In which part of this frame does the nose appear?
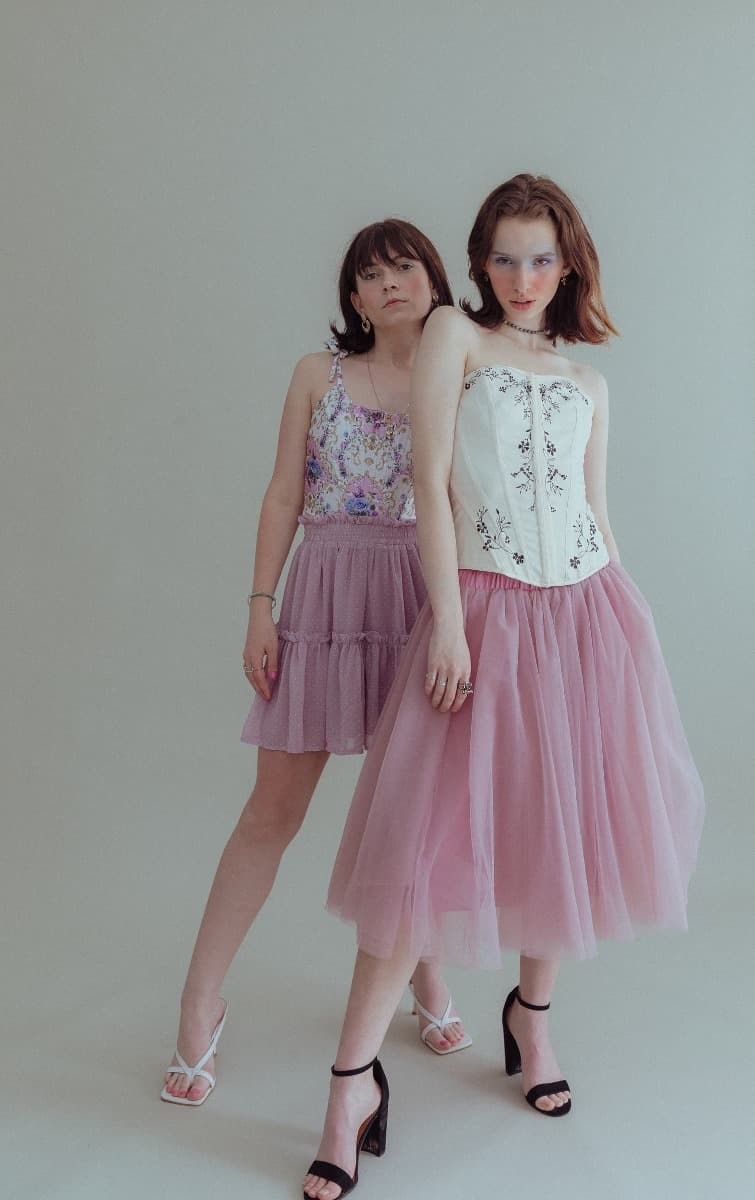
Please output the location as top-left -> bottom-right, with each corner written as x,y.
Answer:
512,267 -> 531,295
382,269 -> 400,290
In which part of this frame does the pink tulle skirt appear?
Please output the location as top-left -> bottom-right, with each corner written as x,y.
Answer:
327,563 -> 704,964
241,516 -> 426,755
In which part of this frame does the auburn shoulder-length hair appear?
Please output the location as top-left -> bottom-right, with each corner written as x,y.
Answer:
461,174 -> 618,344
330,219 -> 453,354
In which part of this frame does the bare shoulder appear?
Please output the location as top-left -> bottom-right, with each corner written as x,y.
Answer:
424,305 -> 477,345
568,361 -> 608,411
285,350 -> 334,407
292,350 -> 333,387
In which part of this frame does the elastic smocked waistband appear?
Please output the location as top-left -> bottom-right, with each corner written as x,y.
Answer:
299,514 -> 418,544
459,565 -> 612,592
459,568 -> 538,591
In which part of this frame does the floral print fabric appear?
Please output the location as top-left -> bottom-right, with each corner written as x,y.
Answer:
302,345 -> 415,523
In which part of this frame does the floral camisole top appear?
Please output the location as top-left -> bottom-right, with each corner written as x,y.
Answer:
302,342 -> 415,523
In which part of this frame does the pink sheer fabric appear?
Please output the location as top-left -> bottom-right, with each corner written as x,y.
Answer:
327,563 -> 704,964
241,518 -> 425,755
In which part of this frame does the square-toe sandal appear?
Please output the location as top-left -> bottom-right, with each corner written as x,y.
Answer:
501,986 -> 571,1117
160,1002 -> 227,1107
304,1058 -> 389,1198
409,979 -> 473,1056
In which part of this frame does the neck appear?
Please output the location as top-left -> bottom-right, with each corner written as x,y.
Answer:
499,321 -> 547,352
370,323 -> 422,369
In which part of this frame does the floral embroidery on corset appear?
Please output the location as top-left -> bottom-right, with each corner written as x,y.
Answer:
475,506 -> 525,564
570,511 -> 600,569
466,370 -> 571,516
466,369 -> 538,514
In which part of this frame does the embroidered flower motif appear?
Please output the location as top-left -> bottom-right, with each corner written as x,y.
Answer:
570,512 -> 600,568
475,506 -> 525,562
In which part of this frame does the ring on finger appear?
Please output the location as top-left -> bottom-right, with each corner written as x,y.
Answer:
457,680 -> 474,695
425,672 -> 437,682
437,677 -> 448,687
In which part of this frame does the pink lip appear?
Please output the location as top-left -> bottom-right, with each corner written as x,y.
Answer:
511,299 -> 534,308
383,298 -> 405,308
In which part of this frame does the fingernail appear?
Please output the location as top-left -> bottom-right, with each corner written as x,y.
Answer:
270,671 -> 278,680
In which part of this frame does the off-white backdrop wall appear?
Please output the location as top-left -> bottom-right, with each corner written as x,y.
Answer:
2,3 -> 752,1198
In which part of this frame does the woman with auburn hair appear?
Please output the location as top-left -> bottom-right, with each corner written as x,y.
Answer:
161,219 -> 472,1109
303,176 -> 703,1199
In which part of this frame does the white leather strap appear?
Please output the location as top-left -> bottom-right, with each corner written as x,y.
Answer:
412,993 -> 462,1044
167,1005 -> 227,1082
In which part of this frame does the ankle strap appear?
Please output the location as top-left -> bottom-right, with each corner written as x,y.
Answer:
516,988 -> 550,1012
331,1057 -> 376,1077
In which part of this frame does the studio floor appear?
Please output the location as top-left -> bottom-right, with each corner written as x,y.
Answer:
5,752 -> 750,1200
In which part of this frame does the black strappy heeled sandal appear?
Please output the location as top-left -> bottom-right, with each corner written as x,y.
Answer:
304,1057 -> 389,1198
502,986 -> 572,1117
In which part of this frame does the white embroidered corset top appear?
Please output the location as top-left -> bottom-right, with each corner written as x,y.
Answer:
450,364 -> 609,586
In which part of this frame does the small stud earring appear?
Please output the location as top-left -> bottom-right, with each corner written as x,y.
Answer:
431,290 -> 439,305
560,274 -> 569,287
361,315 -> 371,333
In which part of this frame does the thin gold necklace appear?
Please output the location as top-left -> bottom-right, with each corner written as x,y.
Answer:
366,357 -> 384,409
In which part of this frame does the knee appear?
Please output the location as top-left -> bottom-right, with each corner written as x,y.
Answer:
236,789 -> 306,848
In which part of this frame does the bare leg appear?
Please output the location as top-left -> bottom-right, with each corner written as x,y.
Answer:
303,942 -> 417,1200
506,955 -> 571,1112
164,748 -> 329,1100
410,956 -> 468,1050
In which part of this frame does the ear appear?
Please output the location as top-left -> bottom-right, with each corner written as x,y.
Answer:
350,290 -> 365,318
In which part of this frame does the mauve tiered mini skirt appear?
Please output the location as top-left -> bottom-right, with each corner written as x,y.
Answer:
241,515 -> 426,756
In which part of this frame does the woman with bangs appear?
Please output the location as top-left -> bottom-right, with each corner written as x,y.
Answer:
303,177 -> 703,1199
161,220 -> 474,1108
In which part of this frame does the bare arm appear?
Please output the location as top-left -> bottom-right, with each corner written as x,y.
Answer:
410,307 -> 474,712
583,371 -> 621,564
243,354 -> 324,699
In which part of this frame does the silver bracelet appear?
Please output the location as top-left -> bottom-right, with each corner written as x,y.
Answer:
247,591 -> 276,609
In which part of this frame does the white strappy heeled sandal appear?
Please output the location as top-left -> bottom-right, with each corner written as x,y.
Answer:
160,1002 -> 227,1106
409,981 -> 472,1056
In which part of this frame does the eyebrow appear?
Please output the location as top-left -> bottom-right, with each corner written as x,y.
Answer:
359,255 -> 415,271
491,248 -> 557,256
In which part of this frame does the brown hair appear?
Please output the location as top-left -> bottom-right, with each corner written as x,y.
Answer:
461,174 -> 618,344
330,219 -> 453,354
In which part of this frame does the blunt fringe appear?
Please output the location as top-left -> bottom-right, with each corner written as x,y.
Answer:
330,219 -> 454,354
460,174 -> 618,344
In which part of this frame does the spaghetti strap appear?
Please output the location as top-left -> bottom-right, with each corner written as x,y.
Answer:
327,336 -> 346,384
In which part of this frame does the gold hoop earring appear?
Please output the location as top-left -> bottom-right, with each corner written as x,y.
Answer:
431,291 -> 439,306
361,315 -> 371,333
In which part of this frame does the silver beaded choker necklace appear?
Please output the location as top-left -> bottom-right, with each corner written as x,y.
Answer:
502,317 -> 546,337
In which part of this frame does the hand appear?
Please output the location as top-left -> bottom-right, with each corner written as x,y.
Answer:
424,622 -> 473,714
242,611 -> 279,701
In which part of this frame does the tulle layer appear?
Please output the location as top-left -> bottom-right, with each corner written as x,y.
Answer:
327,563 -> 704,964
241,517 -> 425,755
